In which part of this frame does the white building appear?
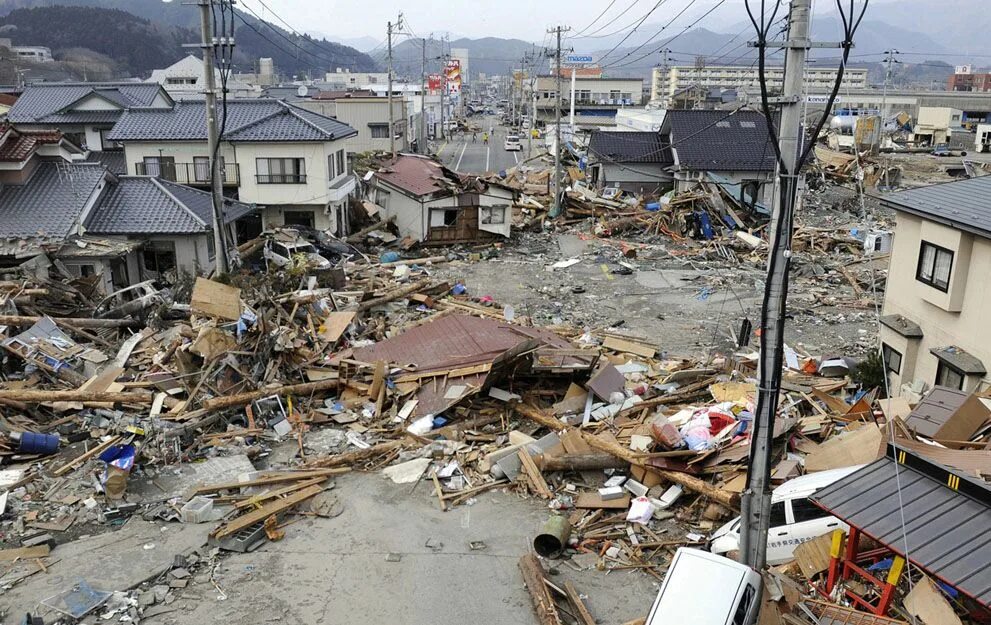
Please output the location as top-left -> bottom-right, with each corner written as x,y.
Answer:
107,99 -> 358,236
147,55 -> 259,99
651,65 -> 869,104
324,69 -> 390,88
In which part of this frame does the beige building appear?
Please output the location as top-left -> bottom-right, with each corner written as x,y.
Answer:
651,65 -> 869,104
879,176 -> 991,395
532,75 -> 643,128
295,96 -> 408,156
911,106 -> 963,147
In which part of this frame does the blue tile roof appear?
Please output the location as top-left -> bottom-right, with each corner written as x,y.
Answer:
7,82 -> 169,124
107,99 -> 357,143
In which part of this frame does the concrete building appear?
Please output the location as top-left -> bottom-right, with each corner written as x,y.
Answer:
879,176 -> 991,394
912,106 -> 963,147
532,75 -> 643,129
324,70 -> 390,88
147,55 -> 258,99
0,40 -> 53,63
652,65 -> 868,104
107,99 -> 357,236
947,64 -> 991,92
294,95 -> 408,157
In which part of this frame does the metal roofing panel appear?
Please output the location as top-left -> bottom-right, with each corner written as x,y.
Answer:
0,162 -> 107,241
811,448 -> 991,607
882,175 -> 991,240
587,131 -> 671,164
663,109 -> 777,172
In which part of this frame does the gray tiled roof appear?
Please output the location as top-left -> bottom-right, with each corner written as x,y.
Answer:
85,151 -> 127,175
663,109 -> 776,172
87,177 -> 256,235
881,175 -> 991,240
588,131 -> 672,164
7,82 -> 168,124
0,161 -> 108,241
107,99 -> 357,142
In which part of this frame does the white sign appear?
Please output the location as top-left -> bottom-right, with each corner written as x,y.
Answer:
806,95 -> 841,104
564,54 -> 594,66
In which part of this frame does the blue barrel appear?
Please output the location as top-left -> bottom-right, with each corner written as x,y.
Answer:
17,432 -> 60,455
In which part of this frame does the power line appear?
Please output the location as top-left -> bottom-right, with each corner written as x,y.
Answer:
571,0 -> 620,38
604,0 -> 729,69
597,0 -> 672,66
238,2 -> 371,70
599,0 -> 696,68
574,0 -> 643,39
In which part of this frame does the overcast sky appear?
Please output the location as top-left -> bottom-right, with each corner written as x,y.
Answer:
240,0 -> 744,43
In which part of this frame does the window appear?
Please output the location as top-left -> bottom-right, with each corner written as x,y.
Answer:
376,188 -> 391,210
769,501 -> 787,527
916,241 -> 953,291
369,123 -> 390,139
790,498 -> 829,524
330,149 -> 346,178
99,129 -> 120,151
335,149 -> 346,177
481,206 -> 506,225
142,156 -> 176,181
733,584 -> 757,625
194,156 -> 211,182
256,158 -> 306,184
443,209 -> 458,226
882,344 -> 902,375
206,233 -> 216,261
936,360 -> 965,390
284,210 -> 315,228
142,241 -> 176,275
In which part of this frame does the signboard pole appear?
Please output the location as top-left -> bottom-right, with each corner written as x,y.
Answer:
569,67 -> 577,133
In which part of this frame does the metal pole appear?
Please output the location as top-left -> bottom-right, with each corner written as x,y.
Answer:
420,38 -> 427,154
198,0 -> 228,274
387,14 -> 402,160
740,0 -> 812,572
550,25 -> 569,217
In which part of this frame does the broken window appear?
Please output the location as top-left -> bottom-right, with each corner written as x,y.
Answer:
916,241 -> 952,291
142,240 -> 176,275
283,210 -> 315,229
481,206 -> 506,225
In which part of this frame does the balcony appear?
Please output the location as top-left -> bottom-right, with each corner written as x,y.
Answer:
326,174 -> 356,203
256,173 -> 307,184
135,161 -> 240,186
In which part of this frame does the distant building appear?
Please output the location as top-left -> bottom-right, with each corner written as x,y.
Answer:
295,95 -> 409,157
324,69 -> 390,88
947,64 -> 991,92
0,39 -> 53,63
912,106 -> 964,147
147,55 -> 258,98
531,75 -> 643,129
879,175 -> 991,394
651,64 -> 868,104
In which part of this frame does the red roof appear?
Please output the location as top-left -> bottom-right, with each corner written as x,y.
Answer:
373,154 -> 450,197
0,94 -> 18,106
0,127 -> 66,162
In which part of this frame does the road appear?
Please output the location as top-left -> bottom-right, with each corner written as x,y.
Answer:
435,115 -> 527,175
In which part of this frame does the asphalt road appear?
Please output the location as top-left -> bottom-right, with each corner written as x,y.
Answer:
435,116 -> 526,175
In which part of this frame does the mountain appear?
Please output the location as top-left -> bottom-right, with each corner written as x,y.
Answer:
387,36 -> 537,80
0,1 -> 380,78
325,35 -> 381,53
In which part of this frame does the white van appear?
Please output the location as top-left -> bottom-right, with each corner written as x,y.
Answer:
504,134 -> 521,151
645,548 -> 761,625
709,465 -> 862,565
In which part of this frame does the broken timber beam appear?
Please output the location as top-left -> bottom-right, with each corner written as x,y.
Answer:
0,390 -> 153,404
212,484 -> 323,539
356,278 -> 432,312
302,438 -> 409,469
346,215 -> 396,242
534,453 -> 628,471
201,378 -> 340,411
0,315 -> 141,328
519,553 -> 562,625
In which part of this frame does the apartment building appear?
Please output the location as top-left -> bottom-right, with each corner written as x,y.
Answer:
651,65 -> 869,103
532,75 -> 643,128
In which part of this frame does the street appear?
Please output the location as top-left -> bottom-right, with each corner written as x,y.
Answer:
435,115 -> 528,175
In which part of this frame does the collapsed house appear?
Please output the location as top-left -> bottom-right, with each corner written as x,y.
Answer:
364,153 -> 515,245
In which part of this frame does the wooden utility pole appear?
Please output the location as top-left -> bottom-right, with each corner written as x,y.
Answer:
420,37 -> 427,154
195,0 -> 229,273
548,25 -> 570,218
387,13 -> 403,160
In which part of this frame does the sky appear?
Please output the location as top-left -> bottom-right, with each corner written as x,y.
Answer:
240,0 -> 743,44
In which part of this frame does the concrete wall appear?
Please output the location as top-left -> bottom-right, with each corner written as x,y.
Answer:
331,99 -> 409,155
880,212 -> 991,393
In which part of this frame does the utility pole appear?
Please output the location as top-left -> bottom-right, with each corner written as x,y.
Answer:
437,52 -> 450,141
387,13 -> 403,160
194,0 -> 228,274
420,38 -> 427,154
740,0 -> 839,572
548,25 -> 570,218
876,49 -> 899,153
656,47 -> 673,104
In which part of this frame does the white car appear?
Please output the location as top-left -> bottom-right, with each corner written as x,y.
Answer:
264,239 -> 332,270
645,548 -> 761,625
504,134 -> 521,151
709,465 -> 862,565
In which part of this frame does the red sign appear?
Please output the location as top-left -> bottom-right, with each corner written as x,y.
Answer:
428,74 -> 442,94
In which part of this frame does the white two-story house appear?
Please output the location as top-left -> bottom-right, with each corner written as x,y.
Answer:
879,175 -> 991,395
106,99 -> 358,236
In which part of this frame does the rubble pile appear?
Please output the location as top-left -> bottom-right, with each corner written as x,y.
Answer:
0,236 -> 987,624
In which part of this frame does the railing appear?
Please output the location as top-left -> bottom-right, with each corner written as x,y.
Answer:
256,174 -> 307,184
134,161 -> 240,186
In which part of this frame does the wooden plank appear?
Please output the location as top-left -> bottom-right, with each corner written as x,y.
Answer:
518,450 -> 553,499
564,581 -> 596,625
232,477 -> 329,510
793,532 -> 834,580
193,469 -> 348,494
0,545 -> 50,561
575,492 -> 631,509
431,469 -> 448,512
903,576 -> 963,625
317,311 -> 356,344
190,277 -> 241,321
52,436 -> 122,477
518,553 -> 562,625
212,484 -> 323,539
602,336 -> 655,358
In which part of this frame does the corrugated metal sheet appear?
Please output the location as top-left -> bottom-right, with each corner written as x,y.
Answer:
811,446 -> 991,607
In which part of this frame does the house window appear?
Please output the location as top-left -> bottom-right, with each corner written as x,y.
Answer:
206,234 -> 216,261
142,240 -> 177,275
376,188 -> 390,210
99,129 -> 120,151
256,158 -> 306,184
882,344 -> 902,375
336,150 -> 346,177
481,206 -> 506,225
142,156 -> 176,181
329,149 -> 346,178
916,241 -> 953,291
369,123 -> 390,138
443,209 -> 458,226
284,210 -> 315,228
936,360 -> 965,390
